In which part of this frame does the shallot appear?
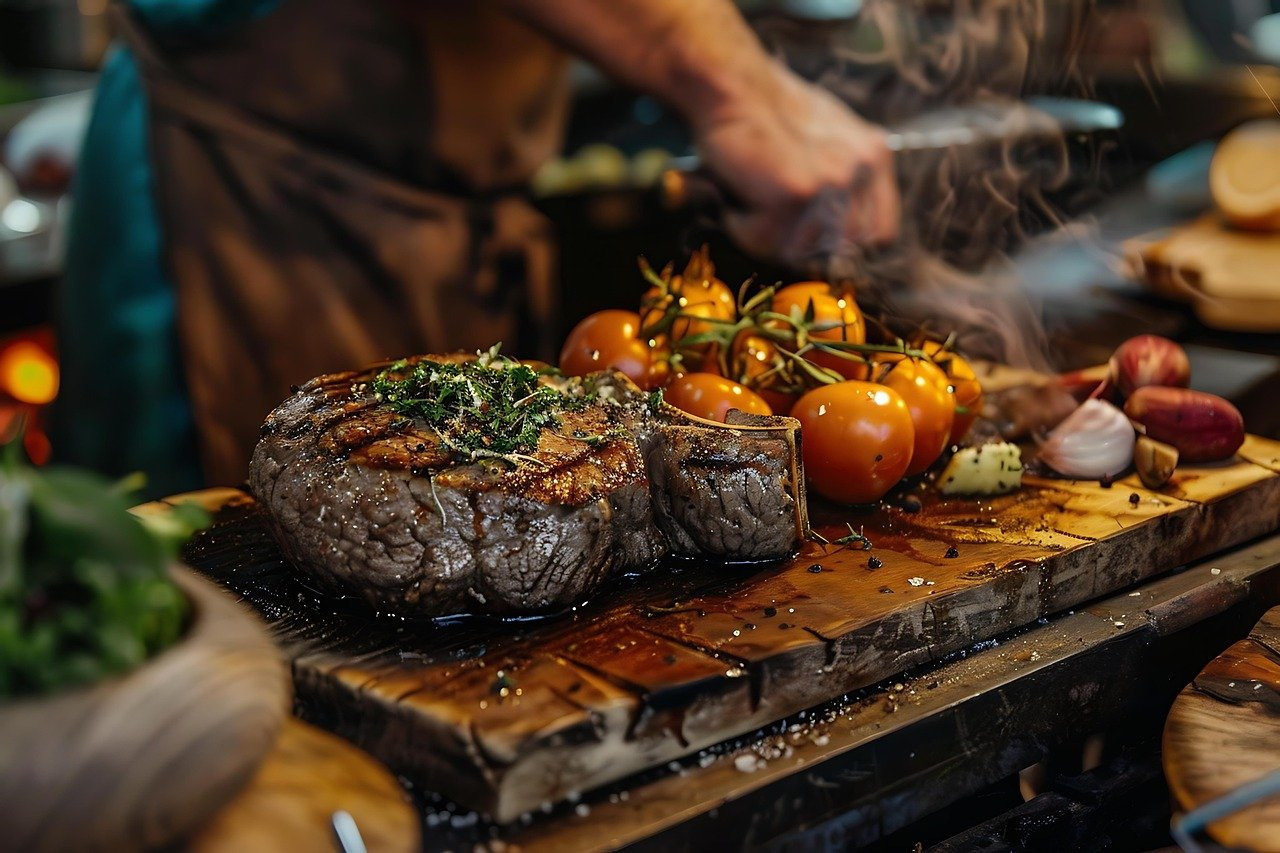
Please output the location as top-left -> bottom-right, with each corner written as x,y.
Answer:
1108,335 -> 1190,397
1039,399 -> 1135,479
1124,386 -> 1244,462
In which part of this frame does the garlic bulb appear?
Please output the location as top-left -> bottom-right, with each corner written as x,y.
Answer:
1039,399 -> 1135,479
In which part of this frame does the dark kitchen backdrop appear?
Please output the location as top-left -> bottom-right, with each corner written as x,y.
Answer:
4,1 -> 1280,848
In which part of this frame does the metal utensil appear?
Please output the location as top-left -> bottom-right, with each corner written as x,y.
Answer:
331,810 -> 368,853
661,96 -> 1124,210
1170,767 -> 1280,852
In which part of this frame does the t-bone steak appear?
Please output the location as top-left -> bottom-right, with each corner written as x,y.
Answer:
249,351 -> 806,617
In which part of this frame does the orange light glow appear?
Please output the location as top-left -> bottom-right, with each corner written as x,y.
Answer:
0,341 -> 59,405
24,428 -> 52,465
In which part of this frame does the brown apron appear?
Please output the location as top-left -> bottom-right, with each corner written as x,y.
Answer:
112,1 -> 560,486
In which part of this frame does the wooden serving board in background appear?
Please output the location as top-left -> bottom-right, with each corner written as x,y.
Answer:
191,718 -> 420,853
1165,607 -> 1280,851
175,435 -> 1280,822
1125,214 -> 1280,332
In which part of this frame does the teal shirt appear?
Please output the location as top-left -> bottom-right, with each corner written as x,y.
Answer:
57,0 -> 279,497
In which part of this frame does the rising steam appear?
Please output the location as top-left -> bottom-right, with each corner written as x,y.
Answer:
756,0 -> 1101,372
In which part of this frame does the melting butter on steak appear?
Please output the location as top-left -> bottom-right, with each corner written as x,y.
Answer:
249,353 -> 805,617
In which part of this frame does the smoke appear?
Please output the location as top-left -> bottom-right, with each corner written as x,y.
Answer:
755,0 -> 1101,372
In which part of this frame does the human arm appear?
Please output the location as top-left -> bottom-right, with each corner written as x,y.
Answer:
494,0 -> 900,267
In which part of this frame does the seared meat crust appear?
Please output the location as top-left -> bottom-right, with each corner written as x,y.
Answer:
250,356 -> 804,616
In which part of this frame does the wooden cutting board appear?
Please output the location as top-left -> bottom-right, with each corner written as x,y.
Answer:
1164,607 -> 1280,851
191,718 -> 420,853
171,435 -> 1280,823
1125,214 -> 1280,332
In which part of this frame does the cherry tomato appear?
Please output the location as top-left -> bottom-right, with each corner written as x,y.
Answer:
758,388 -> 800,417
920,342 -> 983,443
877,358 -> 955,475
769,282 -> 867,380
641,276 -> 736,346
730,332 -> 796,414
560,310 -> 660,389
792,381 -> 915,504
695,342 -> 727,376
645,336 -> 674,389
685,275 -> 737,319
663,373 -> 773,422
731,333 -> 782,384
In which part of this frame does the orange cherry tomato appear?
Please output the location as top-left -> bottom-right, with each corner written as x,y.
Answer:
645,336 -> 674,389
559,309 -> 660,389
663,373 -> 773,423
641,276 -> 736,346
758,388 -> 800,417
877,358 -> 955,475
920,342 -> 983,443
696,342 -> 727,376
772,281 -> 832,302
769,282 -> 867,380
792,381 -> 915,504
687,275 -> 737,319
730,332 -> 796,414
730,333 -> 783,384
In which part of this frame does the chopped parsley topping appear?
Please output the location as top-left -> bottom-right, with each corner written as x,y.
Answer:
370,347 -> 593,464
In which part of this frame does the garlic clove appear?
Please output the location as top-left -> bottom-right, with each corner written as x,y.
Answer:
1134,435 -> 1179,489
1039,399 -> 1136,480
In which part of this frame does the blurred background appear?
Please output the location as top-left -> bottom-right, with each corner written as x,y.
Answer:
2,0 -> 1280,464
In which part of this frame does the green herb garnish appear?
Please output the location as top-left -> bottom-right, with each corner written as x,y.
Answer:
370,346 -> 594,465
834,523 -> 874,551
0,434 -> 210,701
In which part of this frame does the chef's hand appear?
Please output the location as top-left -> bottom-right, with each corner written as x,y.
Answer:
496,0 -> 900,264
693,62 -> 900,268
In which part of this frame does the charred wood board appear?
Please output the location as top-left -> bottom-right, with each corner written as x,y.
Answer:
454,532 -> 1280,851
173,435 -> 1280,822
1164,604 -> 1280,851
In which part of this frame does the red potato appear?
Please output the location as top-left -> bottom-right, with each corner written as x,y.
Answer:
1108,334 -> 1190,397
1123,386 -> 1244,462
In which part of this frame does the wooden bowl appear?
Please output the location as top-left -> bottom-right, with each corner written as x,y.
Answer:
0,567 -> 291,852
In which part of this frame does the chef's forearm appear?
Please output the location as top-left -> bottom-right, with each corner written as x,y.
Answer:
492,0 -> 777,131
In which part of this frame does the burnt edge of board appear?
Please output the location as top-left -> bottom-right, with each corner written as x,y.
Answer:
183,456 -> 1280,822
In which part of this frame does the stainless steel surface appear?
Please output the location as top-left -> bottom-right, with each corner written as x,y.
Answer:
0,73 -> 96,134
0,74 -> 94,287
0,196 -> 65,286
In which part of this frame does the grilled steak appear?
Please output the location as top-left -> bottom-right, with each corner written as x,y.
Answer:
249,352 -> 805,617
